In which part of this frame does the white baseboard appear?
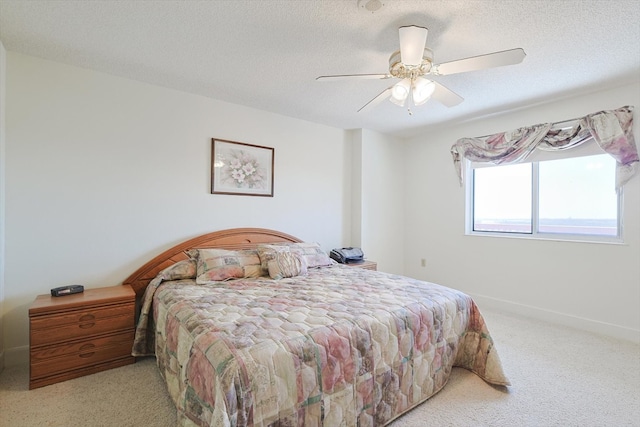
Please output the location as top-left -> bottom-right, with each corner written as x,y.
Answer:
4,345 -> 28,367
469,293 -> 640,344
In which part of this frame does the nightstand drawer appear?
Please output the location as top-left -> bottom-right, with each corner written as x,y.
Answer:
30,330 -> 134,379
30,303 -> 134,346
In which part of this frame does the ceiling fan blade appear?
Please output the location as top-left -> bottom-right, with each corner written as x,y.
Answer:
433,48 -> 526,76
316,73 -> 392,81
431,81 -> 464,107
399,25 -> 428,66
357,87 -> 393,113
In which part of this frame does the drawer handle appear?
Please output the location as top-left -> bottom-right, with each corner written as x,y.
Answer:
79,314 -> 95,322
79,322 -> 96,329
79,343 -> 96,358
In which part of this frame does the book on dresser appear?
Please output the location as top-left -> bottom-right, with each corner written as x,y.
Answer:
29,285 -> 136,389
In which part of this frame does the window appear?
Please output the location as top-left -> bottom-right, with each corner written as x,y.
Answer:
473,163 -> 532,233
468,151 -> 622,242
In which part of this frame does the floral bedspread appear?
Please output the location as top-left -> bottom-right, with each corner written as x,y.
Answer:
135,265 -> 509,426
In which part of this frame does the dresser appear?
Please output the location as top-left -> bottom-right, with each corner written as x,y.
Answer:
29,285 -> 136,389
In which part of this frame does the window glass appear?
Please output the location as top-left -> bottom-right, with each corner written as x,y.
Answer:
538,154 -> 617,236
473,163 -> 532,233
468,153 -> 621,241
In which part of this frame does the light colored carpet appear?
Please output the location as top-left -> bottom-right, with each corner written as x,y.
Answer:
1,309 -> 638,427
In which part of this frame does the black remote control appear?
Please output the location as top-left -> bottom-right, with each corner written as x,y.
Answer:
50,285 -> 85,297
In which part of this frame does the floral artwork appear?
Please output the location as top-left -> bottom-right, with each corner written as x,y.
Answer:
226,152 -> 265,188
211,139 -> 274,196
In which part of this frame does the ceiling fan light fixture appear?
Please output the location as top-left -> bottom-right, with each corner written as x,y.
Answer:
388,48 -> 434,78
390,78 -> 411,106
398,26 -> 428,66
412,77 -> 436,106
318,24 -> 524,113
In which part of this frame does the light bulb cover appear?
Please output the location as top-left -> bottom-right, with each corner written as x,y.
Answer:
390,78 -> 411,106
412,77 -> 436,106
399,26 -> 428,66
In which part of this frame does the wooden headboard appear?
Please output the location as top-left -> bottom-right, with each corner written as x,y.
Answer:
122,227 -> 303,297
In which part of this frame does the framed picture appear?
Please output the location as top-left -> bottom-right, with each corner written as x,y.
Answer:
211,139 -> 274,196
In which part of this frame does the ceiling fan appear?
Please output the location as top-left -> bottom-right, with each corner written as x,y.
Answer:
316,26 -> 526,114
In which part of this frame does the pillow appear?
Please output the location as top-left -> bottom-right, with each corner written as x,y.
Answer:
267,251 -> 308,280
256,244 -> 291,274
186,248 -> 263,284
160,259 -> 197,281
288,242 -> 333,268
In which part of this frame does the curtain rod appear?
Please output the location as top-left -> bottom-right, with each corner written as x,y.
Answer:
472,115 -> 582,139
471,106 -> 634,140
469,105 -> 634,140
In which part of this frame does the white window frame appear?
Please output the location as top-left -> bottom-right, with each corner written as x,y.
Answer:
465,139 -> 624,244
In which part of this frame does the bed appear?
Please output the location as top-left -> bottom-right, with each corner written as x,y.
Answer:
124,228 -> 509,426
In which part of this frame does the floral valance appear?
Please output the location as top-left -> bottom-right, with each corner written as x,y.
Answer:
450,106 -> 638,190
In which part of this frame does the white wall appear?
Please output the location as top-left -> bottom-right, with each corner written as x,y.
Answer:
356,129 -> 405,274
403,82 -> 640,342
0,42 -> 7,371
341,129 -> 407,274
3,52 -> 356,363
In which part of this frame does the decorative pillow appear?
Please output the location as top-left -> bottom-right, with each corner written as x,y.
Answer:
256,244 -> 291,274
288,242 -> 333,268
186,248 -> 263,284
160,259 -> 197,281
267,251 -> 308,280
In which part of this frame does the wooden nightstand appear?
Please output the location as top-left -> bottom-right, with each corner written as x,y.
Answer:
29,285 -> 136,389
345,260 -> 377,271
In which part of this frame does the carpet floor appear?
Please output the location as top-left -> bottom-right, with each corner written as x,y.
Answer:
1,309 -> 638,426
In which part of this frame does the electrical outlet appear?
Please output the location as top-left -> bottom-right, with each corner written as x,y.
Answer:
420,258 -> 426,267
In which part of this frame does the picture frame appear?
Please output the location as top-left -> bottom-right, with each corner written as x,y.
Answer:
211,138 -> 274,197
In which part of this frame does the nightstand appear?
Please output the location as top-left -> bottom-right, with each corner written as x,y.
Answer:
29,285 -> 136,389
345,260 -> 377,271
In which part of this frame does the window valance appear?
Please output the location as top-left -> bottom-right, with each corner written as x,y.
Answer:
450,106 -> 637,190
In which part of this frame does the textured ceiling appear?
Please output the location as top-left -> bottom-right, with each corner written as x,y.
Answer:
1,0 -> 639,137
